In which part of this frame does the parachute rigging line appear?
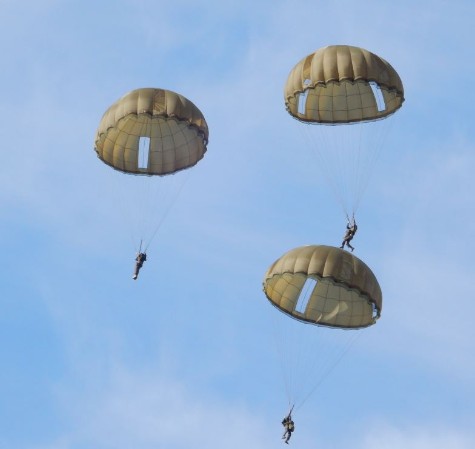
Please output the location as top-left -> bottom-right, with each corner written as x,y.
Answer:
144,169 -> 191,252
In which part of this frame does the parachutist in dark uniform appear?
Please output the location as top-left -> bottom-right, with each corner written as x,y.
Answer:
340,219 -> 357,252
281,410 -> 295,444
133,252 -> 147,280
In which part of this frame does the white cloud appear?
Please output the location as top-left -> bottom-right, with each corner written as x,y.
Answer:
53,364 -> 275,449
368,138 -> 475,383
2,1 -> 475,448
360,423 -> 475,449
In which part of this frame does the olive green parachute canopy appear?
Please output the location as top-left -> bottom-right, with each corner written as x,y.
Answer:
263,245 -> 382,328
94,88 -> 209,175
284,45 -> 404,124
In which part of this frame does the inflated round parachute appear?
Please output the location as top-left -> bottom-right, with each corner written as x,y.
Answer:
284,45 -> 404,124
94,88 -> 209,175
263,245 -> 382,328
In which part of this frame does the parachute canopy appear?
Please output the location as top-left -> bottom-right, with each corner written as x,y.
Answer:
94,88 -> 209,175
284,45 -> 404,124
263,245 -> 382,329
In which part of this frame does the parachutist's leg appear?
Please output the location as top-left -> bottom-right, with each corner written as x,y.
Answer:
133,263 -> 142,280
346,237 -> 354,252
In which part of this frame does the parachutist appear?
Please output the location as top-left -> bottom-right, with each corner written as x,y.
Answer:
94,88 -> 209,257
340,219 -> 357,252
281,409 -> 295,444
133,252 -> 147,280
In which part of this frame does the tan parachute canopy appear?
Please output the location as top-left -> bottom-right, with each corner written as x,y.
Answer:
94,88 -> 209,175
284,45 -> 404,124
263,245 -> 382,328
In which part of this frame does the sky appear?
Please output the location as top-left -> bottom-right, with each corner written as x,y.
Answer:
1,0 -> 475,448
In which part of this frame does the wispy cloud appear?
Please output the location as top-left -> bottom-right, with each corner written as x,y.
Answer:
52,363 -> 274,449
359,423 -> 475,449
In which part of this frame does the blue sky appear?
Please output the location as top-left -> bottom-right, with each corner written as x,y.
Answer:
1,0 -> 474,448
